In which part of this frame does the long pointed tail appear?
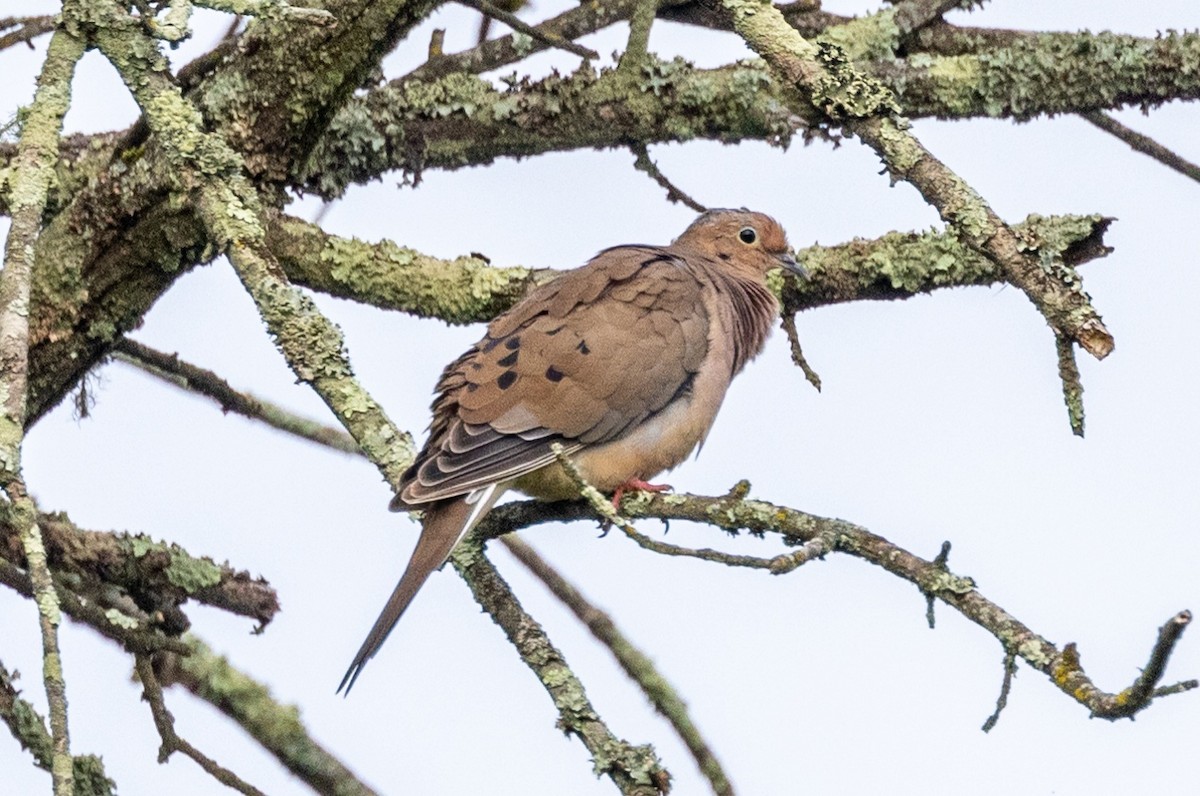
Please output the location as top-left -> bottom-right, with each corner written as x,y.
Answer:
339,486 -> 498,694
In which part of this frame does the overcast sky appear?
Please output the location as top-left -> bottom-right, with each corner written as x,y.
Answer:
2,1 -> 1198,794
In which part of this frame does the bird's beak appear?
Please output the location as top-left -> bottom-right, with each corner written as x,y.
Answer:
775,251 -> 808,279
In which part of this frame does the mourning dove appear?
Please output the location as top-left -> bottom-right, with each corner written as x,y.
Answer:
340,209 -> 802,692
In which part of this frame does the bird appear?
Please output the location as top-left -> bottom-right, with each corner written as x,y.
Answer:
339,209 -> 803,693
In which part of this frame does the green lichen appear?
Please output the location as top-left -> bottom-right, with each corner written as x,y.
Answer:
166,550 -> 222,592
103,608 -> 139,630
818,8 -> 902,63
1020,638 -> 1054,669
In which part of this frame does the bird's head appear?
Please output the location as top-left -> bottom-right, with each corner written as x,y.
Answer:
674,209 -> 806,281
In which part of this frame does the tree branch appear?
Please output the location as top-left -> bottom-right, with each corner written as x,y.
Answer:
0,17 -> 88,794
0,502 -> 281,632
504,535 -> 734,796
134,655 -> 268,796
477,494 -> 1197,722
0,661 -> 116,796
113,339 -> 363,455
1081,110 -> 1200,185
155,638 -> 380,796
450,540 -> 669,795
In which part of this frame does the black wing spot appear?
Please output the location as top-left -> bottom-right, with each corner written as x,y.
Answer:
497,371 -> 518,390
497,351 -> 518,367
577,339 -> 590,355
482,336 -> 503,353
505,335 -> 521,350
545,366 -> 564,382
466,383 -> 479,392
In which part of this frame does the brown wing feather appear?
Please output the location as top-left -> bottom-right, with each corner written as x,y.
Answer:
394,246 -> 709,508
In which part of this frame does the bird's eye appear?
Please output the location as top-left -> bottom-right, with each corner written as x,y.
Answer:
738,227 -> 757,244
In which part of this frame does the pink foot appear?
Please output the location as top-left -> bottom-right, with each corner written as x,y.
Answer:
611,478 -> 672,510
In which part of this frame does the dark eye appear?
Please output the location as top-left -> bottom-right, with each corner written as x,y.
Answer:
738,227 -> 757,244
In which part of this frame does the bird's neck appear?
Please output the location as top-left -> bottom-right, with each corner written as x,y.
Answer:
705,268 -> 779,376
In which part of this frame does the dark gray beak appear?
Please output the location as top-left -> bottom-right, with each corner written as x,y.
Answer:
775,251 -> 808,279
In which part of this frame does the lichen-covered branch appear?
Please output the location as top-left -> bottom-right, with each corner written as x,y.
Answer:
14,0 -> 442,427
450,540 -> 668,795
90,0 -> 417,491
0,503 -> 280,632
266,211 -> 1109,323
266,213 -> 552,323
504,536 -> 733,796
873,31 -> 1200,120
305,59 -> 805,198
156,637 -> 381,796
0,18 -> 88,796
478,494 -> 1197,722
0,661 -> 115,796
0,558 -> 190,656
719,0 -> 1114,362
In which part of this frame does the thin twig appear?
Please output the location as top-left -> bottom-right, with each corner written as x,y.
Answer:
1081,110 -> 1200,185
134,656 -> 268,796
780,313 -> 821,391
113,339 -> 363,455
504,535 -> 734,796
1093,610 -> 1195,719
631,143 -> 707,212
924,540 -> 952,628
454,0 -> 598,60
981,650 -> 1018,732
0,15 -> 55,51
1055,332 -> 1085,437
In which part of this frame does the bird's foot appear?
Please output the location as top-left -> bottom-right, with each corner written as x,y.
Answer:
611,478 -> 672,511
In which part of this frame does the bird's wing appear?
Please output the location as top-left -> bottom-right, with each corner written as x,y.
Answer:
397,245 -> 710,506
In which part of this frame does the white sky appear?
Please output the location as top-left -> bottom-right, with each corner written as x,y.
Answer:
2,1 -> 1198,794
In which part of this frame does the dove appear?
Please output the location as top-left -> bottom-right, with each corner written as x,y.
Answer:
340,209 -> 802,692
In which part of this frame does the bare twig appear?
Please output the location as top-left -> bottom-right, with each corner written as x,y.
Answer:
113,339 -> 363,455
923,540 -> 953,629
1081,110 -> 1200,185
780,313 -> 821,391
631,143 -> 707,213
504,535 -> 734,796
0,15 -> 55,51
453,0 -> 599,60
981,650 -> 1018,732
134,655 -> 268,796
406,0 -> 669,81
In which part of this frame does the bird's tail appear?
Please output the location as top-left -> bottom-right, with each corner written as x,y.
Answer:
339,484 -> 500,694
